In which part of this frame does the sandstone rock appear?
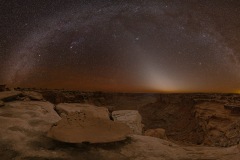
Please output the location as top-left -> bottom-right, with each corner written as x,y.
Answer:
0,101 -> 61,159
0,100 -> 4,107
22,91 -> 44,101
0,91 -> 22,101
47,111 -> 131,143
122,135 -> 240,160
56,103 -> 110,119
195,102 -> 240,147
112,110 -> 143,135
144,128 -> 167,139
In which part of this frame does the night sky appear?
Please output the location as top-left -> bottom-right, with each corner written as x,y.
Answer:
1,0 -> 240,93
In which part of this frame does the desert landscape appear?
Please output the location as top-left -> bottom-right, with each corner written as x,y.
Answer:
1,1 -> 240,159
0,87 -> 240,160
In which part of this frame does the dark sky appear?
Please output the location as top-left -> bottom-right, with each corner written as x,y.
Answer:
1,0 -> 240,92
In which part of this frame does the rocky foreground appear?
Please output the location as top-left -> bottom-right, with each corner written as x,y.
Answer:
0,90 -> 240,160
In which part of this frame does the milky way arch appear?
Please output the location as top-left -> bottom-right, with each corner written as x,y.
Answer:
2,1 -> 240,92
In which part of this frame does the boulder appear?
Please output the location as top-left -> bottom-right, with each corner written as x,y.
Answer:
22,91 -> 44,101
144,128 -> 167,139
112,110 -> 143,135
56,103 -> 110,119
0,91 -> 22,101
47,111 -> 131,143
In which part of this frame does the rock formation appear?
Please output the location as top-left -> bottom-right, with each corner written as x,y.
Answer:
112,110 -> 143,135
224,104 -> 240,114
0,101 -> 61,159
195,102 -> 240,147
144,128 -> 167,139
122,135 -> 240,160
0,90 -> 240,159
47,111 -> 131,143
0,91 -> 22,101
22,91 -> 44,101
56,103 -> 110,119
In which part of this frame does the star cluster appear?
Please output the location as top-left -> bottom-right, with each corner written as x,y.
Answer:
0,0 -> 240,92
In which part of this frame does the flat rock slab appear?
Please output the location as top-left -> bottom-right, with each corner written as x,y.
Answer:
47,111 -> 131,143
112,110 -> 143,135
0,91 -> 22,101
56,103 -> 110,119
